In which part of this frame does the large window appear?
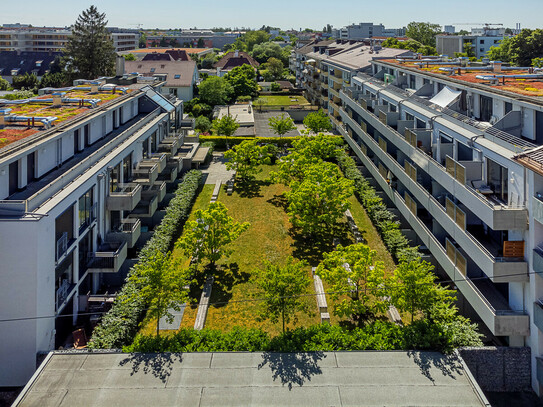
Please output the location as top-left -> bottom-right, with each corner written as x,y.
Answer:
78,187 -> 94,232
109,163 -> 121,192
480,95 -> 493,122
123,153 -> 132,183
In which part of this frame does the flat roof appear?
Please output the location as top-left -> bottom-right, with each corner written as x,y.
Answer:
379,58 -> 543,100
0,86 -> 136,149
14,351 -> 486,406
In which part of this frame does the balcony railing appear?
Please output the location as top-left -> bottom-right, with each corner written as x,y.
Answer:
56,232 -> 68,261
87,241 -> 128,273
56,279 -> 75,311
107,218 -> 141,248
107,183 -> 142,211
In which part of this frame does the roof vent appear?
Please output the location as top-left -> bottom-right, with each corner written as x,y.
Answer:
491,61 -> 502,73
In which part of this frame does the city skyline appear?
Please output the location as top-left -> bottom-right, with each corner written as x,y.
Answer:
1,0 -> 541,31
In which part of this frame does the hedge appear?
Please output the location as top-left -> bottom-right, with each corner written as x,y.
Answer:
335,148 -> 421,262
89,170 -> 202,349
199,135 -> 343,150
124,320 -> 482,354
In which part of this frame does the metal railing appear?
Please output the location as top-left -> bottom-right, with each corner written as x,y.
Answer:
56,232 -> 68,261
56,279 -> 72,310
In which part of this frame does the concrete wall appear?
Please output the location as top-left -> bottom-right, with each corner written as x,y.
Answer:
459,347 -> 531,392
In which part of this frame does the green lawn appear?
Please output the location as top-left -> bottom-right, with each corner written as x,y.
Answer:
142,165 -> 397,336
254,95 -> 310,107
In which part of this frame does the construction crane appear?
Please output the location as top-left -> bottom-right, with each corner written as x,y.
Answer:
452,23 -> 503,29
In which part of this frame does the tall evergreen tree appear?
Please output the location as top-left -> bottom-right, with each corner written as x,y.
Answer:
64,6 -> 115,79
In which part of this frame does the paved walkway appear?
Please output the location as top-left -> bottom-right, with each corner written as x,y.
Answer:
158,305 -> 186,330
201,153 -> 235,185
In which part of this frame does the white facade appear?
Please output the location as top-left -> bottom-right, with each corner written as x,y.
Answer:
0,83 -> 191,386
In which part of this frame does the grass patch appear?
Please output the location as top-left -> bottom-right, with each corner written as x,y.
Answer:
254,95 -> 309,107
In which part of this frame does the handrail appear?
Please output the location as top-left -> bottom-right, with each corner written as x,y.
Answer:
20,109 -> 161,212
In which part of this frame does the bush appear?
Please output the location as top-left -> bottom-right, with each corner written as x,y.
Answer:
336,149 -> 420,261
89,170 -> 202,349
199,135 -> 343,150
236,95 -> 252,102
2,90 -> 34,100
124,320 -> 480,353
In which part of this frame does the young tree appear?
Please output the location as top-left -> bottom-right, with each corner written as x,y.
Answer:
255,257 -> 311,333
63,6 -> 116,79
316,243 -> 386,325
0,76 -> 9,91
212,114 -> 239,148
39,72 -> 67,89
268,113 -> 296,138
405,22 -> 442,47
127,251 -> 189,337
176,202 -> 250,268
224,64 -> 258,99
285,161 -> 354,236
123,53 -> 136,61
11,73 -> 38,90
266,57 -> 284,79
198,76 -> 233,106
195,115 -> 212,133
388,259 -> 455,322
224,140 -> 272,181
303,109 -> 332,134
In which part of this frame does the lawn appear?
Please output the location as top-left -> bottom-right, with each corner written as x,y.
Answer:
254,95 -> 310,107
141,164 -> 397,336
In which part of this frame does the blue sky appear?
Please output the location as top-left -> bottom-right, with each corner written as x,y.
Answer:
2,0 -> 542,30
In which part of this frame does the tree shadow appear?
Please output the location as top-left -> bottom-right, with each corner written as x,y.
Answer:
267,193 -> 288,210
119,353 -> 182,383
258,352 -> 325,390
406,350 -> 464,385
290,221 -> 353,266
236,178 -> 270,198
209,262 -> 251,308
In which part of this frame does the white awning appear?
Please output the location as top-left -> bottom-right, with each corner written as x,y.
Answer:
429,86 -> 462,108
306,59 -> 316,63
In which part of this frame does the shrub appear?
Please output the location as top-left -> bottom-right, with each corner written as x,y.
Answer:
199,135 -> 343,150
89,170 -> 202,349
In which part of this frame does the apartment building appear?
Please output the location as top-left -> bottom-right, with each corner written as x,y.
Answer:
0,27 -> 139,52
0,74 -> 197,386
332,23 -> 406,41
436,30 -> 506,59
313,54 -> 543,394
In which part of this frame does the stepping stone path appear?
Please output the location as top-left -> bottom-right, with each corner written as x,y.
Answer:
158,305 -> 186,330
312,267 -> 330,324
210,180 -> 222,203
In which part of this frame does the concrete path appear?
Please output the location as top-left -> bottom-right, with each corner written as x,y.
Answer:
201,153 -> 235,185
158,305 -> 186,330
194,276 -> 214,331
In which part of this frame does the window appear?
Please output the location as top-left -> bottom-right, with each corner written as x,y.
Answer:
480,48 -> 484,52
150,68 -> 155,73
480,39 -> 484,44
405,112 -> 414,122
480,95 -> 493,122
174,74 -> 180,79
160,64 -> 165,69
78,187 -> 94,232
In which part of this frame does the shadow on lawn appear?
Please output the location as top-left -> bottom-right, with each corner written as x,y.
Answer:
267,193 -> 289,210
235,178 -> 270,198
290,221 -> 353,266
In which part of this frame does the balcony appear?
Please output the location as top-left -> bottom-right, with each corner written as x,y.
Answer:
87,241 -> 128,274
339,126 -> 529,336
143,153 -> 167,173
534,300 -> 543,333
106,183 -> 142,211
533,194 -> 543,224
341,111 -> 528,283
179,118 -> 195,129
158,137 -> 180,157
158,163 -> 178,183
106,218 -> 141,248
340,90 -> 528,231
142,181 -> 166,203
129,195 -> 158,218
133,162 -> 159,184
56,279 -> 76,311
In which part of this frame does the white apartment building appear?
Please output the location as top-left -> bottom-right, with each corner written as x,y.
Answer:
0,75 -> 196,386
328,56 -> 543,395
0,27 -> 139,52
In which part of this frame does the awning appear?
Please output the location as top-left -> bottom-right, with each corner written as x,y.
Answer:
429,86 -> 462,108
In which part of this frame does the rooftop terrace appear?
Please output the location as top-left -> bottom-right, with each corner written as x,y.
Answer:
380,58 -> 543,100
0,84 -> 135,149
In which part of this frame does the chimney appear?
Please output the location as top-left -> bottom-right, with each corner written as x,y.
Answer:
52,93 -> 62,106
491,61 -> 502,73
116,55 -> 125,77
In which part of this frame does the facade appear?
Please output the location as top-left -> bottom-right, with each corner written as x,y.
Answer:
0,27 -> 139,52
125,59 -> 199,101
0,75 -> 196,386
305,53 -> 543,395
332,23 -> 405,41
145,30 -> 240,49
436,34 -> 505,59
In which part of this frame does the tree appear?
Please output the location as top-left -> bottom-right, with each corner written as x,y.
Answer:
0,76 -> 9,91
266,57 -> 284,79
63,6 -> 115,79
243,30 -> 270,51
197,37 -> 205,47
270,82 -> 281,92
198,76 -> 233,106
251,42 -> 291,66
405,22 -> 441,47
176,202 -> 250,268
212,114 -> 239,148
12,73 -> 38,91
303,109 -> 332,134
123,53 -> 136,61
255,257 -> 311,333
224,64 -> 258,99
127,251 -> 189,337
269,113 -> 296,138
39,72 -> 67,89
139,32 -> 147,48
224,140 -> 272,181
195,115 -> 212,133
388,259 -> 454,322
285,161 -> 354,235
488,29 -> 543,66
316,243 -> 386,325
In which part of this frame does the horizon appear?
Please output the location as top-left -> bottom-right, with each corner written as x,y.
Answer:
1,0 -> 541,31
